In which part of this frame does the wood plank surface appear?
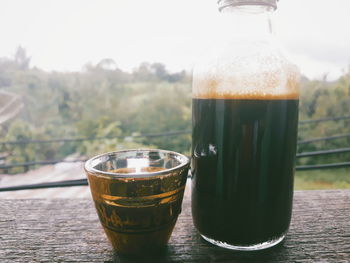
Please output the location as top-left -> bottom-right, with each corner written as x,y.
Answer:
0,190 -> 349,262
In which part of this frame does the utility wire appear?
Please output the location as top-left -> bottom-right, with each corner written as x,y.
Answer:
299,115 -> 350,124
296,147 -> 350,158
2,146 -> 350,169
2,161 -> 350,192
1,114 -> 350,145
296,162 -> 350,171
298,134 -> 350,144
0,130 -> 191,145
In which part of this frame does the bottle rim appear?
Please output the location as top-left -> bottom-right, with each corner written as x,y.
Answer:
217,0 -> 278,11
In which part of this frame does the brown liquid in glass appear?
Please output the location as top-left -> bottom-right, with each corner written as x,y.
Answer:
88,166 -> 185,254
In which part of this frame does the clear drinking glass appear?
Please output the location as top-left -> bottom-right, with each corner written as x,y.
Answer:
84,149 -> 190,254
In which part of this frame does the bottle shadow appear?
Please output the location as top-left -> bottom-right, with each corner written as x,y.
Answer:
111,240 -> 286,263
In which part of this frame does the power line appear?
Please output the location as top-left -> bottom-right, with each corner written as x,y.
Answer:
0,159 -> 87,169
0,114 -> 350,145
1,161 -> 350,192
0,179 -> 88,192
2,146 -> 350,170
299,115 -> 350,124
298,134 -> 350,144
2,131 -> 348,147
0,130 -> 191,145
296,162 -> 350,171
296,147 -> 350,158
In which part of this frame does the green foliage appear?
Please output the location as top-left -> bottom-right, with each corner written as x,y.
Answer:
1,48 -> 350,190
1,119 -> 58,173
120,82 -> 191,154
0,52 -> 191,173
297,72 -> 350,166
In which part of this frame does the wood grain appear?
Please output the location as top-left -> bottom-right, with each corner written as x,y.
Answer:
0,190 -> 349,262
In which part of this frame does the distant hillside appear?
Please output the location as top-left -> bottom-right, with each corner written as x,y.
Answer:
0,49 -> 350,173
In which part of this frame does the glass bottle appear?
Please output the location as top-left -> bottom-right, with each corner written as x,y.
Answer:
191,0 -> 299,251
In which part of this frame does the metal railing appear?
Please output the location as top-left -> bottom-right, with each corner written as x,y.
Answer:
1,145 -> 350,170
0,115 -> 349,192
0,130 -> 191,146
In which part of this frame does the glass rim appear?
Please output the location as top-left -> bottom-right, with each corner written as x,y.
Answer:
84,148 -> 190,179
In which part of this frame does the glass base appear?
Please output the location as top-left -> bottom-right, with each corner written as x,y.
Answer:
201,233 -> 286,251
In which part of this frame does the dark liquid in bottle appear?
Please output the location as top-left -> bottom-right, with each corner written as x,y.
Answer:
191,97 -> 299,246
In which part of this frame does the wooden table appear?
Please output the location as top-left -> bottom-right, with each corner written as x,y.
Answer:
0,189 -> 349,262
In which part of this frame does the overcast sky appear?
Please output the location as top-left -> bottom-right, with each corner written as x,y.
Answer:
0,0 -> 349,80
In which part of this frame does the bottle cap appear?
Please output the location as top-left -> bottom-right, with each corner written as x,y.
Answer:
218,0 -> 278,11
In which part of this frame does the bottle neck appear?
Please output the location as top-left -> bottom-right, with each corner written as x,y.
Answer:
219,5 -> 274,38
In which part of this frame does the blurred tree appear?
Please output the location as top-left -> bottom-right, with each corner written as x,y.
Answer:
14,46 -> 30,70
1,47 -> 350,173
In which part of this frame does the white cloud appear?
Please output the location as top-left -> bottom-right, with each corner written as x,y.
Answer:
0,0 -> 349,79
